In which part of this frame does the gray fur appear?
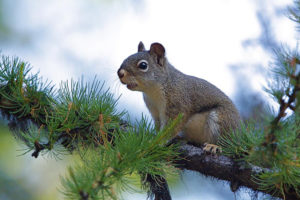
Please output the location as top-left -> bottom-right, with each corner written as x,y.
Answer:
118,42 -> 241,144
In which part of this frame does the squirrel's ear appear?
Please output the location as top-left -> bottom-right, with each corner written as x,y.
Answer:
149,43 -> 165,66
138,41 -> 145,52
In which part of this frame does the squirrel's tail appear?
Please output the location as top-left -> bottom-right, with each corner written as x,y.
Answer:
142,173 -> 172,200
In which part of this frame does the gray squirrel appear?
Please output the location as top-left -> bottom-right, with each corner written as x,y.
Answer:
118,42 -> 241,153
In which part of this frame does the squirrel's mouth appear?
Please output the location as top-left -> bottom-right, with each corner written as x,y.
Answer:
119,78 -> 138,90
126,83 -> 138,90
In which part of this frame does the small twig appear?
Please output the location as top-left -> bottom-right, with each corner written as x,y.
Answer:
98,114 -> 108,148
289,105 -> 296,111
265,69 -> 300,144
31,140 -> 46,158
79,190 -> 89,200
63,102 -> 73,124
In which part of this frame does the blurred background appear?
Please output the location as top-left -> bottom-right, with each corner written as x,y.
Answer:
0,0 -> 296,199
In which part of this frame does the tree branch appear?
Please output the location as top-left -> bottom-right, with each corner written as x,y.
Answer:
174,144 -> 298,200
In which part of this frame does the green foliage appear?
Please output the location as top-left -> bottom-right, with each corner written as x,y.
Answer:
61,116 -> 181,200
219,5 -> 300,197
0,54 -> 126,154
0,55 -> 54,122
220,114 -> 300,197
1,1 -> 300,199
265,47 -> 300,108
218,122 -> 264,161
289,0 -> 300,32
48,77 -> 125,146
0,53 -> 182,199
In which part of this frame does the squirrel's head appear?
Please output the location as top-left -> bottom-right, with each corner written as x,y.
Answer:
118,42 -> 167,92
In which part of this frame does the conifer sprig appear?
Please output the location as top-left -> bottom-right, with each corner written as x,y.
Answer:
2,2 -> 300,199
0,55 -> 55,123
0,54 -> 126,158
0,54 -> 181,199
265,48 -> 300,145
60,116 -> 181,200
220,46 -> 300,199
219,35 -> 300,200
219,2 -> 300,197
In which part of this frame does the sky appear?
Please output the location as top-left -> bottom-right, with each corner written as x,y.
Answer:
0,0 -> 297,199
2,0 -> 296,119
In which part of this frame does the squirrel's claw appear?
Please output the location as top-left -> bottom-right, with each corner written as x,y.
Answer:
203,143 -> 222,154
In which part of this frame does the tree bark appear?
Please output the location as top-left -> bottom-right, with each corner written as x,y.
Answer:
173,144 -> 298,200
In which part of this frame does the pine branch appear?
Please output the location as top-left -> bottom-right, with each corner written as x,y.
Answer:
0,54 -> 182,199
2,2 -> 300,196
265,55 -> 300,145
0,54 -> 126,158
1,53 -> 299,200
60,117 -> 181,200
175,144 -> 299,200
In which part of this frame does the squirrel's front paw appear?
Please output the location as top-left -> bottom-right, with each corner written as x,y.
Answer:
203,143 -> 222,154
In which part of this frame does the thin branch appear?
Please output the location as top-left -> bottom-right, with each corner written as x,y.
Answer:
266,72 -> 300,144
31,140 -> 47,158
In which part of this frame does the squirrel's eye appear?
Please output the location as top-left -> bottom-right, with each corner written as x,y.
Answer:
137,60 -> 148,72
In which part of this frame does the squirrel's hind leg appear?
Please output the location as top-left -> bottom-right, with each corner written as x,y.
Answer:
183,110 -> 222,154
183,110 -> 219,144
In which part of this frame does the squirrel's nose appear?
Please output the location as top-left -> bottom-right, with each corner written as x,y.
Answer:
118,69 -> 125,78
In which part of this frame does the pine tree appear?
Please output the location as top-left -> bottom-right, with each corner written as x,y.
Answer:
0,1 -> 299,200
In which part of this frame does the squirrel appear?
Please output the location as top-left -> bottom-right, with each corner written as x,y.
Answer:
117,42 -> 241,153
